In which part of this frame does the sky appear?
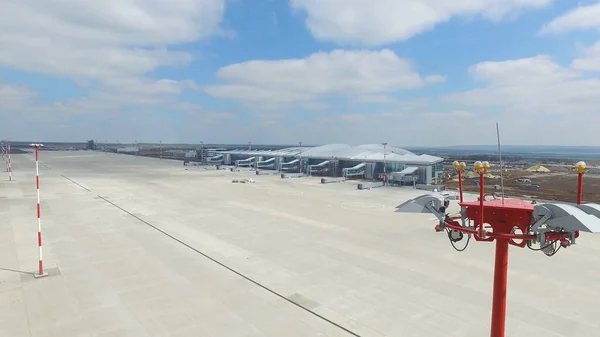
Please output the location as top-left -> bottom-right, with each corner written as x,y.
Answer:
1,0 -> 600,146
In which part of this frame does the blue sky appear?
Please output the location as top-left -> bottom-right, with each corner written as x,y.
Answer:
1,0 -> 600,146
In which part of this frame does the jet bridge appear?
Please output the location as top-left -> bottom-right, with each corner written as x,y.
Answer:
256,157 -> 276,169
308,160 -> 329,175
235,157 -> 255,167
342,162 -> 366,177
207,154 -> 223,164
279,159 -> 299,171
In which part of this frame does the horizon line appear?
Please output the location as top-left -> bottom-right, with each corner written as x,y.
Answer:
3,141 -> 600,148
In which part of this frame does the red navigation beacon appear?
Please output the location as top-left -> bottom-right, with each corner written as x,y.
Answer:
397,160 -> 600,337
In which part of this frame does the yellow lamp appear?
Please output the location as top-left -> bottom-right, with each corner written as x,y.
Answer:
474,161 -> 483,173
453,161 -> 466,172
482,161 -> 491,173
575,161 -> 587,174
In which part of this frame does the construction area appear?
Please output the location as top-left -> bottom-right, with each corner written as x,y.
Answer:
2,151 -> 600,336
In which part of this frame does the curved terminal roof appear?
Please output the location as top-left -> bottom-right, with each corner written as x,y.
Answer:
222,147 -> 304,157
222,144 -> 442,165
300,144 -> 442,165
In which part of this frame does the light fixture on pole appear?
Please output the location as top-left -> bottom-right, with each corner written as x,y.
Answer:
576,161 -> 587,204
382,142 -> 388,185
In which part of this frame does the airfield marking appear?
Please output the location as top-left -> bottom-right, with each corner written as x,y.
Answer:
60,174 -> 92,192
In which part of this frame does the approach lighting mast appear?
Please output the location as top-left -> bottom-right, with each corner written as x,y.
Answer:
382,142 -> 388,185
396,159 -> 600,337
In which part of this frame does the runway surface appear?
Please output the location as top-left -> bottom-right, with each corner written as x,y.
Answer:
1,151 -> 599,337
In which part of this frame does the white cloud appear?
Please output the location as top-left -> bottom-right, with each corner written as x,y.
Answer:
290,0 -> 552,46
0,77 -> 202,120
89,78 -> 200,106
468,55 -> 578,84
6,0 -> 226,46
4,1 -> 600,146
175,103 -> 236,127
258,113 -> 287,120
571,41 -> 600,71
0,0 -> 228,141
442,55 -> 600,116
421,110 -> 476,119
205,49 -> 443,109
429,52 -> 600,144
317,113 -> 367,123
539,2 -> 600,71
539,2 -> 600,35
0,84 -> 236,142
0,1 -> 226,79
350,94 -> 399,104
0,82 -> 37,110
0,0 -> 226,102
0,36 -> 193,82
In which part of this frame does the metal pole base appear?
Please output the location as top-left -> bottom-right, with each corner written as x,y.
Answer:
33,272 -> 49,278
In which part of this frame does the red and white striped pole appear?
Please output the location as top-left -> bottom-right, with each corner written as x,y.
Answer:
7,142 -> 12,181
30,143 -> 47,278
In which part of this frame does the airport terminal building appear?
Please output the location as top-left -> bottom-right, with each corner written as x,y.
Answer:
220,144 -> 444,185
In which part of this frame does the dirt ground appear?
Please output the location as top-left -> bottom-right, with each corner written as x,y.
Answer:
445,169 -> 600,203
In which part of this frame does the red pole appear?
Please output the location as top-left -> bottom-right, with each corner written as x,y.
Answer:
32,144 -> 46,277
575,161 -> 586,205
458,170 -> 464,203
479,171 -> 484,230
475,161 -> 490,235
8,142 -> 11,181
454,161 -> 466,203
5,144 -> 8,174
577,172 -> 583,204
490,239 -> 509,337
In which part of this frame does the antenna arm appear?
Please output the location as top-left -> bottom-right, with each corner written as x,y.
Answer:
437,213 -> 577,244
427,204 -> 449,231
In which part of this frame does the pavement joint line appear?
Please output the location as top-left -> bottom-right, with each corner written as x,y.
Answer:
36,159 -> 91,193
95,194 -> 362,337
59,174 -> 92,192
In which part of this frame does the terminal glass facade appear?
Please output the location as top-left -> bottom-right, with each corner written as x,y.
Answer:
432,163 -> 443,177
386,162 -> 406,172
